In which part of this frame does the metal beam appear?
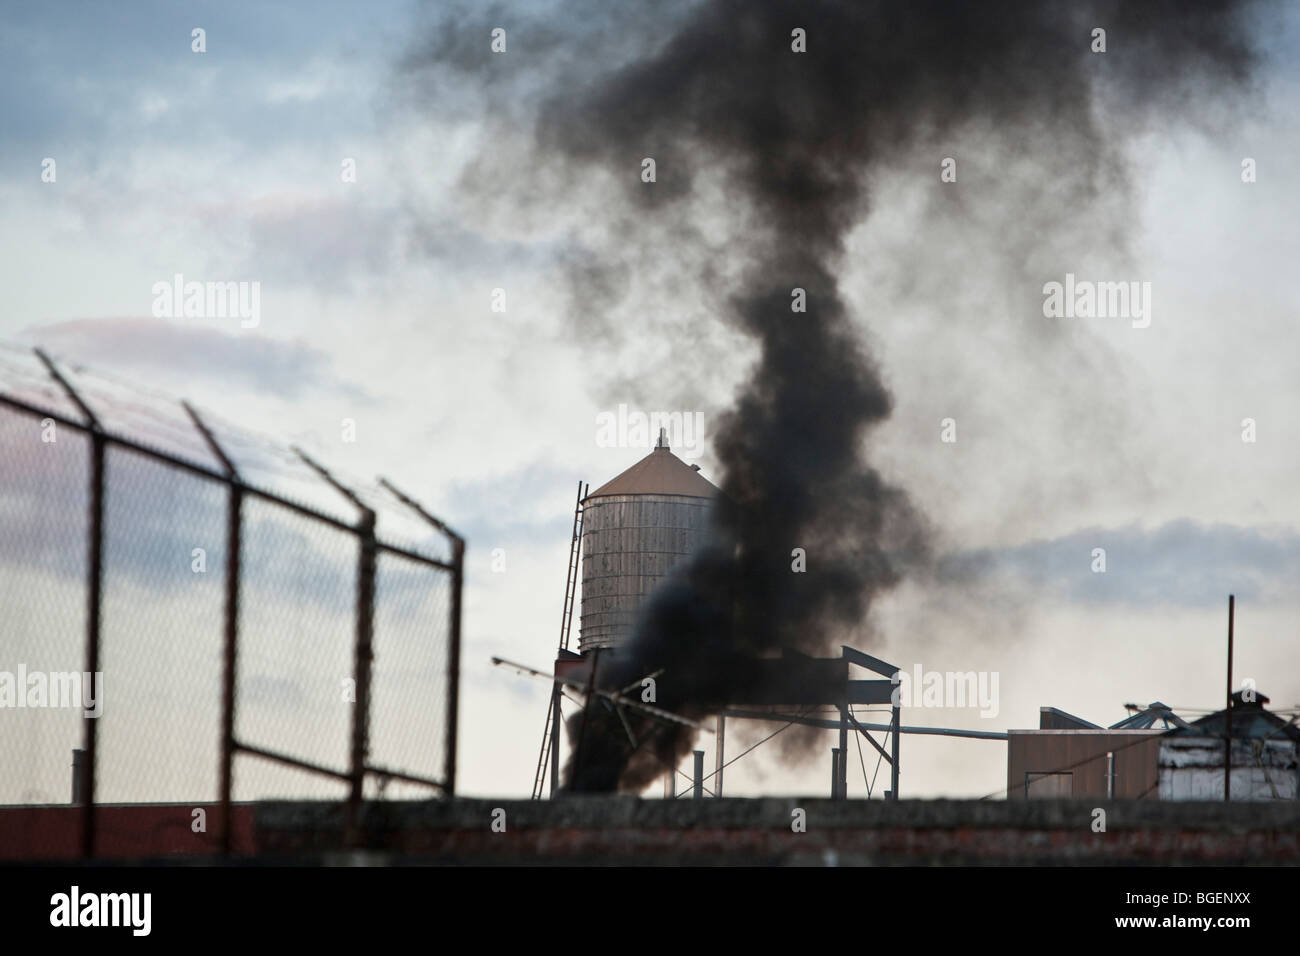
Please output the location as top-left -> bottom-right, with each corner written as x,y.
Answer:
721,709 -> 1007,740
840,645 -> 899,679
847,680 -> 896,705
492,656 -> 708,730
235,741 -> 353,782
847,710 -> 891,763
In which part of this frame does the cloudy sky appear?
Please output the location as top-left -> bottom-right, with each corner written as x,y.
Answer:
2,0 -> 1298,801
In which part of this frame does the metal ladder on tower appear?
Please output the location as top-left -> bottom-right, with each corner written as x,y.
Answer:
531,480 -> 588,799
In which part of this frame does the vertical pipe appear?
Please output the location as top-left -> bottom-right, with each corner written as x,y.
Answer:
890,704 -> 900,800
838,703 -> 848,800
714,714 -> 725,798
1106,751 -> 1114,799
1225,594 -> 1234,803
831,748 -> 841,799
446,536 -> 464,796
218,484 -> 242,855
71,749 -> 85,805
839,653 -> 850,801
81,433 -> 105,859
692,750 -> 705,799
345,510 -> 377,846
572,648 -> 601,789
548,682 -> 561,797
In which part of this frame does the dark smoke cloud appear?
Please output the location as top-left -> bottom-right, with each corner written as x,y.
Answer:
406,0 -> 1265,791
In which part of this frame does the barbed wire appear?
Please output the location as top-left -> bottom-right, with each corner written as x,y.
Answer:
0,340 -> 450,559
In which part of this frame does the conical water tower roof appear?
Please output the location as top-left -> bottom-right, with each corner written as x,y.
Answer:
587,435 -> 719,499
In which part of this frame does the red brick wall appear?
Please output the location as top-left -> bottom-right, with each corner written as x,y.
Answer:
0,803 -> 255,860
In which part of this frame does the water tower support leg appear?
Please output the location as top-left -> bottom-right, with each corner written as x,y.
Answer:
838,703 -> 849,799
549,682 -> 561,796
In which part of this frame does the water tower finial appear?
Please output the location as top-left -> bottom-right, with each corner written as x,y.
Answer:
656,427 -> 669,450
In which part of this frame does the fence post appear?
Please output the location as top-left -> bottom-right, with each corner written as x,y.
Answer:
447,535 -> 463,796
183,401 -> 244,857
347,508 -> 378,846
219,484 -> 242,853
296,448 -> 380,847
35,350 -> 103,860
82,433 -> 105,857
376,477 -> 464,797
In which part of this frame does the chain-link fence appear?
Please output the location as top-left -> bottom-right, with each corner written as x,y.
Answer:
0,346 -> 462,859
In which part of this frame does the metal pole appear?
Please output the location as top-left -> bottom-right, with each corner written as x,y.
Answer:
715,714 -> 725,797
35,350 -> 104,859
183,400 -> 244,854
82,432 -> 104,857
839,651 -> 850,800
346,508 -> 377,846
838,703 -> 848,799
71,749 -> 85,805
693,750 -> 705,799
295,449 -> 386,834
1225,594 -> 1234,803
447,535 -> 463,796
721,708 -> 1007,739
218,485 -> 242,853
572,648 -> 602,789
1106,751 -> 1114,799
549,682 -> 561,797
831,748 -> 841,799
890,703 -> 900,799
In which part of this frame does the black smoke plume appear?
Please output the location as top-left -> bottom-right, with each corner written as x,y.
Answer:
408,0 -> 1265,791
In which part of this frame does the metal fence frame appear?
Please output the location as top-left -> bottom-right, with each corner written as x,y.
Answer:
1,349 -> 462,857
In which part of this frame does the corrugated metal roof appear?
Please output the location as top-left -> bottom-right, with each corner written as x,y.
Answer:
1168,693 -> 1300,742
586,445 -> 719,500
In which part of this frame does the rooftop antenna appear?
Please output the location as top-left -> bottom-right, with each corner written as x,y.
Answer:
656,427 -> 668,449
1225,594 -> 1234,803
